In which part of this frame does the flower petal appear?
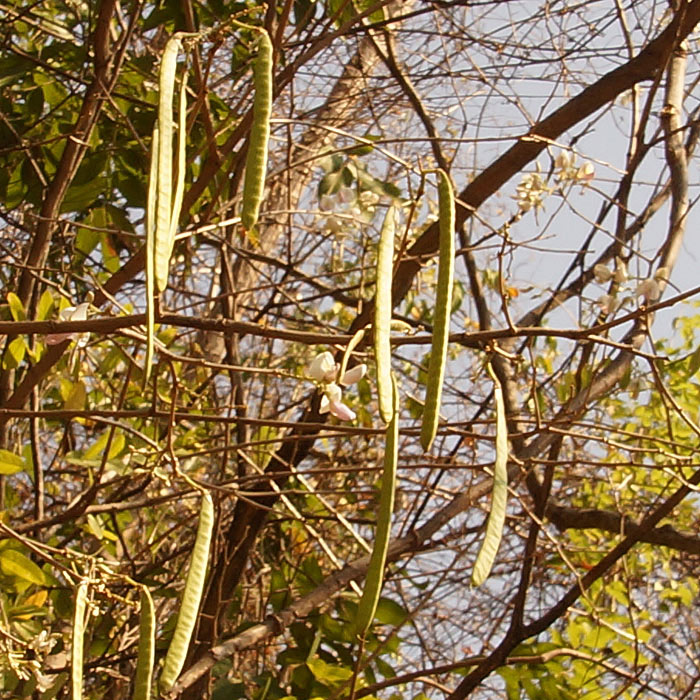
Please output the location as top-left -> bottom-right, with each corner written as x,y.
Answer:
324,382 -> 342,403
71,302 -> 90,321
308,352 -> 337,382
319,394 -> 330,414
339,364 -> 366,386
45,332 -> 74,345
593,264 -> 612,284
329,400 -> 356,422
636,278 -> 660,302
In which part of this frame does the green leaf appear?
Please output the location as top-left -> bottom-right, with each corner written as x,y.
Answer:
0,549 -> 47,585
374,597 -> 408,626
36,290 -> 55,321
472,363 -> 509,586
3,336 -> 27,370
688,345 -> 700,377
306,657 -> 353,684
0,449 -> 24,475
7,292 -> 25,321
83,430 -> 125,461
63,380 -> 87,410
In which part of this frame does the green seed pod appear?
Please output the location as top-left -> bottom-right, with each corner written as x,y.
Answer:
420,169 -> 455,451
160,492 -> 215,690
472,362 -> 509,586
154,35 -> 182,293
240,30 -> 273,232
72,581 -> 88,700
375,205 -> 396,424
133,586 -> 155,700
145,125 -> 159,383
355,376 -> 399,640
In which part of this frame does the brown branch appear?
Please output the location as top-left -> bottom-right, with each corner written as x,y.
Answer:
546,503 -> 700,555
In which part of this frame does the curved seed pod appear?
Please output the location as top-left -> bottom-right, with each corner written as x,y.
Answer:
420,169 -> 455,451
154,35 -> 182,292
355,376 -> 398,640
240,30 -> 273,232
133,585 -> 155,700
472,363 -> 509,586
374,205 -> 396,424
338,328 -> 366,381
71,581 -> 88,700
167,69 -> 188,261
160,492 -> 214,690
145,126 -> 159,383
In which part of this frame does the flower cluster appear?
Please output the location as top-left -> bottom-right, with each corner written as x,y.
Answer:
555,151 -> 595,184
307,351 -> 366,421
593,259 -> 668,314
513,162 -> 552,214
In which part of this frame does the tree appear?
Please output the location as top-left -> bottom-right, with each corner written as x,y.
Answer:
2,0 -> 700,698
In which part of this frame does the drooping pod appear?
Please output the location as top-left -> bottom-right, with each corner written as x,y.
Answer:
145,125 -> 159,382
420,169 -> 455,451
146,33 -> 189,383
154,34 -> 182,293
374,205 -> 396,424
160,492 -> 215,690
355,376 -> 399,640
71,581 -> 88,700
133,585 -> 155,700
472,362 -> 509,586
240,30 -> 273,232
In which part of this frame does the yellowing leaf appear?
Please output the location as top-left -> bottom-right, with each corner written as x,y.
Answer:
0,549 -> 47,585
64,381 -> 87,410
7,292 -> 25,321
24,589 -> 48,607
3,336 -> 27,370
36,289 -> 54,321
0,449 -> 24,475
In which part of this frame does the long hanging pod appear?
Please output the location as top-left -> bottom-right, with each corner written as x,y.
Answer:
133,585 -> 155,700
240,29 -> 273,233
159,492 -> 214,691
153,34 -> 182,293
144,127 -> 159,381
471,362 -> 509,586
420,169 -> 455,451
354,376 -> 399,640
145,34 -> 191,382
71,581 -> 88,700
374,205 -> 396,424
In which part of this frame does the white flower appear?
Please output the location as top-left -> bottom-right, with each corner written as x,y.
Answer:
636,278 -> 660,303
576,162 -> 595,182
325,215 -> 343,233
308,353 -> 366,422
593,264 -> 613,283
308,351 -> 338,383
555,150 -> 573,172
654,267 -> 670,282
613,257 -> 628,283
339,363 -> 366,386
46,302 -> 90,347
320,382 -> 357,421
596,294 -> 618,314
